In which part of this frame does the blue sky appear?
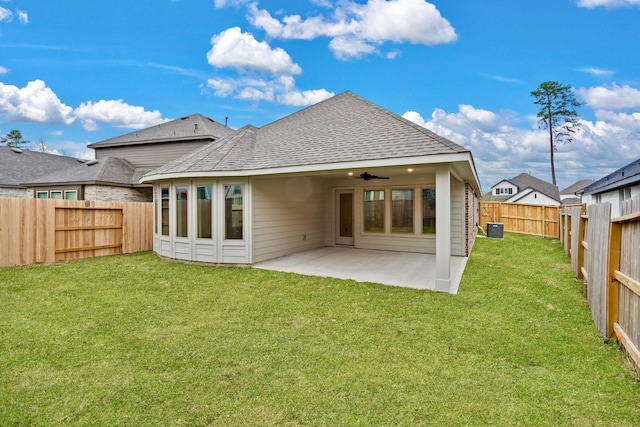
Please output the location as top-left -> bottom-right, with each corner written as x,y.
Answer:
1,0 -> 639,192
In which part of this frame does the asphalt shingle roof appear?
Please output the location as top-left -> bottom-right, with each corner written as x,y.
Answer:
508,173 -> 560,201
149,91 -> 469,176
0,146 -> 83,188
88,113 -> 236,148
582,157 -> 640,195
560,179 -> 595,195
23,157 -> 152,186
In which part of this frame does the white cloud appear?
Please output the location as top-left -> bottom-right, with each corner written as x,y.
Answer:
0,6 -> 11,22
206,79 -> 237,97
577,83 -> 640,109
329,36 -> 377,60
247,0 -> 457,60
485,74 -> 521,83
213,0 -> 250,8
74,99 -> 167,131
205,26 -> 331,107
16,9 -> 28,24
277,88 -> 334,106
0,79 -> 170,131
206,75 -> 334,106
593,110 -> 640,130
207,26 -> 302,75
403,104 -> 640,192
386,49 -> 401,59
0,80 -> 75,125
578,67 -> 615,76
0,65 -> 9,74
577,0 -> 640,8
0,6 -> 28,24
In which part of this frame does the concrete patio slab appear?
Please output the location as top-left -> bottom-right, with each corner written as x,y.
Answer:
253,247 -> 468,294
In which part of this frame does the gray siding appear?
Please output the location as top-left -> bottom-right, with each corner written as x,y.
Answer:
252,176 -> 326,263
94,140 -> 211,168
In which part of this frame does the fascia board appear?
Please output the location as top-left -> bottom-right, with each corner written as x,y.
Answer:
141,152 -> 476,184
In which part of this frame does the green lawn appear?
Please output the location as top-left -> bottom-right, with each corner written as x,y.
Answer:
1,233 -> 639,426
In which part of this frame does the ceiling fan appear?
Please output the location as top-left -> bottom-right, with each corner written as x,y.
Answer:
358,171 -> 389,181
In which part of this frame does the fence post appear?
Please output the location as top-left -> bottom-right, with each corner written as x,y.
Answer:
577,206 -> 586,281
607,221 -> 621,338
559,208 -> 565,246
564,208 -> 571,258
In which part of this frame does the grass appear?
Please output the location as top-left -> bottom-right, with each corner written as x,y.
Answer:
1,233 -> 639,426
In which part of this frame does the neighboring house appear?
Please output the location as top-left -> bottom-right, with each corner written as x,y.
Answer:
23,157 -> 154,202
559,179 -> 594,205
88,113 -> 235,170
0,146 -> 85,198
141,91 -> 482,293
580,157 -> 640,218
0,113 -> 235,201
489,172 -> 560,205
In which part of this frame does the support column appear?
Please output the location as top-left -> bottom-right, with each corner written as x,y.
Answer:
435,165 -> 451,292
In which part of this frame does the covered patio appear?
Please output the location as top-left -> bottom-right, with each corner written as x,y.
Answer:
253,247 -> 468,294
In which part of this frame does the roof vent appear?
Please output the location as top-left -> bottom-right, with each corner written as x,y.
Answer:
76,158 -> 87,163
10,147 -> 23,153
86,159 -> 99,166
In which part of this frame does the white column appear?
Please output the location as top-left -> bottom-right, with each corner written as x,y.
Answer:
435,165 -> 451,292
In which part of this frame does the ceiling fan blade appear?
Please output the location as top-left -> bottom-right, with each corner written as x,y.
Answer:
359,172 -> 390,180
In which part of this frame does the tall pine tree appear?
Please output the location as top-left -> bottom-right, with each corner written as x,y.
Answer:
531,81 -> 584,186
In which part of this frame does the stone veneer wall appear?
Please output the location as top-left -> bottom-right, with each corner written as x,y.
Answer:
84,185 -> 153,203
0,188 -> 31,198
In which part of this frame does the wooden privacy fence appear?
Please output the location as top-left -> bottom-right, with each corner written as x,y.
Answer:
0,198 -> 153,268
559,196 -> 640,373
479,202 -> 560,238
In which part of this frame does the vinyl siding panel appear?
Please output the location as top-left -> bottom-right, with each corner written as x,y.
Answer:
511,191 -> 559,206
194,242 -> 216,262
94,140 -> 211,168
252,176 -> 326,263
357,234 -> 436,253
450,178 -> 465,256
